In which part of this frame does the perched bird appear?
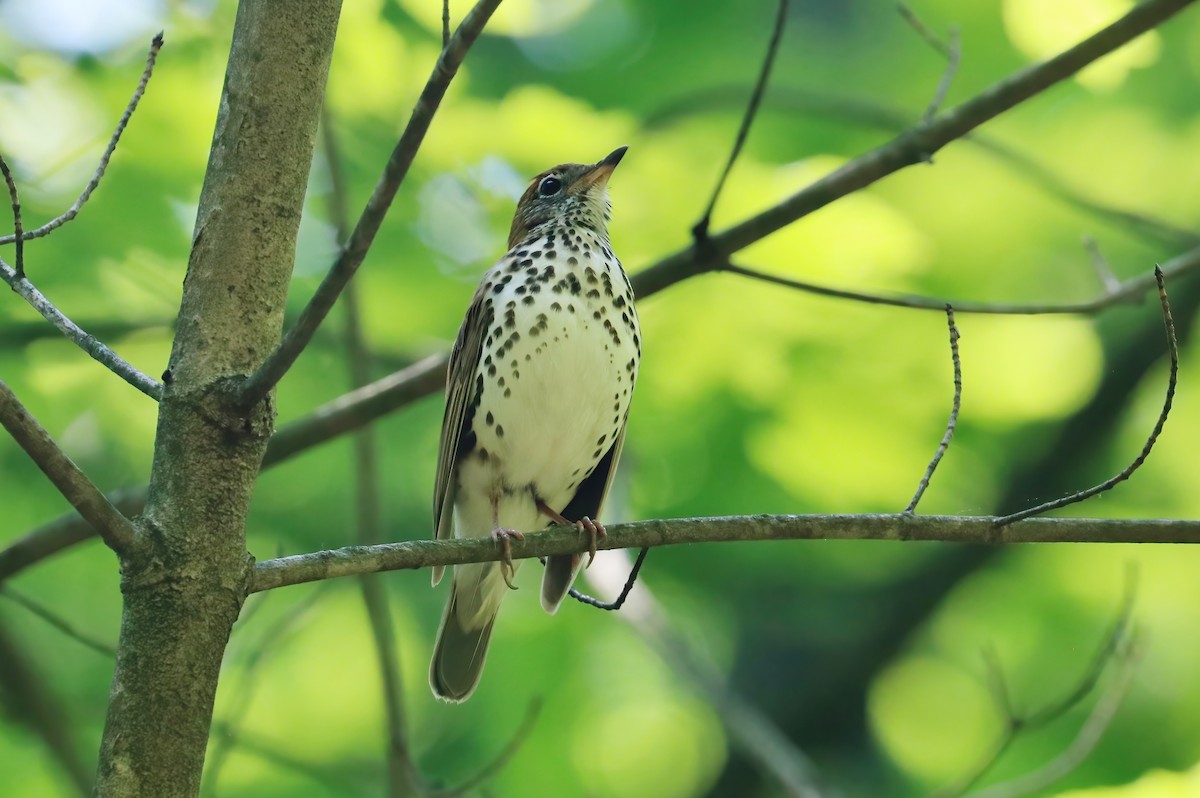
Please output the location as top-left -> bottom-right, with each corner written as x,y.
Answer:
429,147 -> 640,702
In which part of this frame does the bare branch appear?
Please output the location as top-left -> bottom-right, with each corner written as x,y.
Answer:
905,305 -> 961,512
1082,235 -> 1122,295
238,0 -> 504,408
443,0 -> 451,47
924,25 -> 962,122
0,379 -> 135,553
0,353 -> 446,581
0,154 -> 25,276
0,33 -> 163,247
0,488 -> 143,581
896,3 -> 952,58
931,575 -> 1136,798
648,86 -> 1200,251
0,585 -> 116,657
897,3 -> 961,122
997,266 -> 1177,525
0,260 -> 163,398
692,0 -> 788,243
251,514 -> 1200,593
635,0 -> 1199,299
720,248 -> 1200,315
968,640 -> 1140,798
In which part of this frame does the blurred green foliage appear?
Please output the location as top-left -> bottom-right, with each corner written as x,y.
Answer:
2,0 -> 1200,796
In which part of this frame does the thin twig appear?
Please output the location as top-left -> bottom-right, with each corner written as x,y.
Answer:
0,379 -> 135,553
897,3 -> 952,57
996,266 -> 1177,525
0,259 -> 163,399
1082,235 -> 1122,294
967,639 -> 1141,798
905,305 -> 961,513
692,0 -> 788,244
0,154 -> 25,276
0,585 -> 116,657
925,26 -> 961,122
0,488 -> 143,581
721,244 -> 1200,314
897,4 -> 961,123
0,33 -> 163,246
565,546 -> 650,611
430,698 -> 543,797
238,0 -> 503,409
443,0 -> 451,47
323,107 -> 421,798
930,571 -> 1136,798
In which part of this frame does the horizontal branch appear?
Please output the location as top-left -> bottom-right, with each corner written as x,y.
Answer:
251,514 -> 1200,593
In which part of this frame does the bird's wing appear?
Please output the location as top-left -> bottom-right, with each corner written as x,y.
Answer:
560,425 -> 627,525
541,425 -> 629,612
431,282 -> 489,586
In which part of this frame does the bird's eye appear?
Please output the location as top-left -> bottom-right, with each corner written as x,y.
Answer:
538,176 -> 562,196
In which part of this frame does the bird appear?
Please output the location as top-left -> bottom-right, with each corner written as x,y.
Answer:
429,146 -> 640,702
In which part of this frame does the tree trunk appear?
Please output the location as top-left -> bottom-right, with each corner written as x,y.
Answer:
92,1 -> 342,794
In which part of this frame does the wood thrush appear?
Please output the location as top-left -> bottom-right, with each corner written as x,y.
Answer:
429,146 -> 640,702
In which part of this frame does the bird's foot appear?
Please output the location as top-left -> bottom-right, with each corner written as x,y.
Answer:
491,527 -> 525,590
576,516 -> 607,567
536,501 -> 606,567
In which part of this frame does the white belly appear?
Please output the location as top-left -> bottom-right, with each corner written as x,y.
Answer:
454,240 -> 639,537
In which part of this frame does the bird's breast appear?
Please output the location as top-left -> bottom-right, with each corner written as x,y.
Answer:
468,236 -> 640,508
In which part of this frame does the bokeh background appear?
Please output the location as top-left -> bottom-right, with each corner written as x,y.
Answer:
2,0 -> 1200,795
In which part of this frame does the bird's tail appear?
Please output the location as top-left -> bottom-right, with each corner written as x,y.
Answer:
541,553 -> 585,615
429,562 -> 507,702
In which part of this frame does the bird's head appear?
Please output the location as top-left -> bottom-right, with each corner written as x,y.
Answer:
508,146 -> 627,249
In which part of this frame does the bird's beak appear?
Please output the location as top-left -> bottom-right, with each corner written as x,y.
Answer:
577,145 -> 628,190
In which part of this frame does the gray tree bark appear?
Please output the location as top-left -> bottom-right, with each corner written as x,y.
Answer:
92,1 -> 342,794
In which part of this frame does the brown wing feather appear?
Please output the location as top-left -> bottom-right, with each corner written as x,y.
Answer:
431,283 -> 489,586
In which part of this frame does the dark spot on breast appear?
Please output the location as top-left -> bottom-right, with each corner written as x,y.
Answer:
496,425 -> 505,438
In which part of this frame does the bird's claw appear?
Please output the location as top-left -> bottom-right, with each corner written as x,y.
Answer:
576,516 -> 607,567
491,527 -> 525,590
